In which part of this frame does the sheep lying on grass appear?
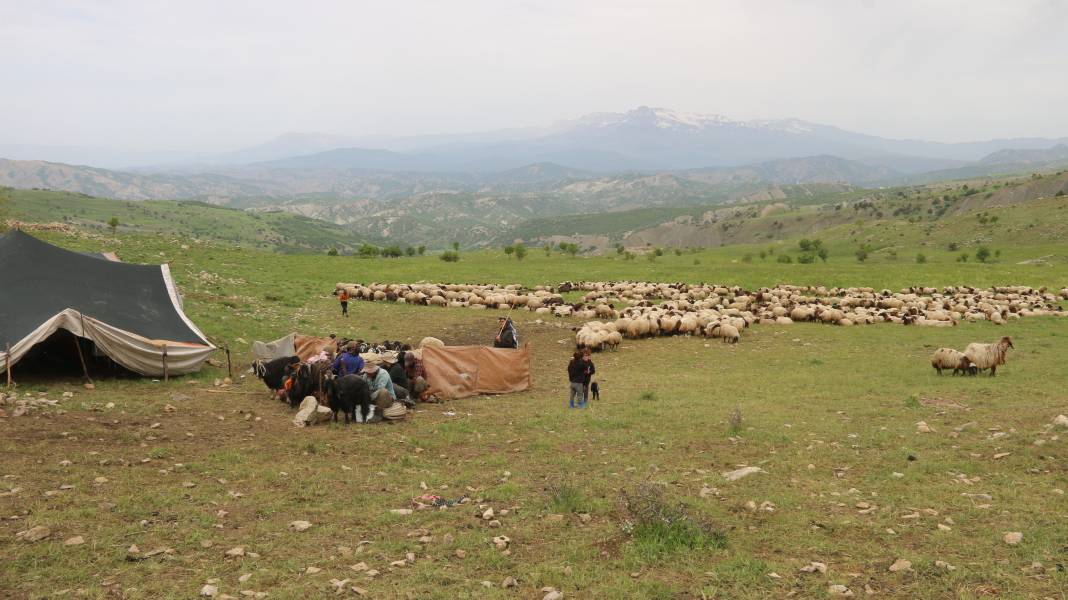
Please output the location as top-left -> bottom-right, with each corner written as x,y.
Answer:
964,336 -> 1014,377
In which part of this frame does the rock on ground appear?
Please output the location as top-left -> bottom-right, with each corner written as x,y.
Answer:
722,466 -> 765,481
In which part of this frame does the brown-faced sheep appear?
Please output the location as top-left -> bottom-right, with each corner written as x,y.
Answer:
708,322 -> 740,343
964,336 -> 1014,377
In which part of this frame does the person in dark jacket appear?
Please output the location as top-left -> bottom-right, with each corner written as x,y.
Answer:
494,317 -> 519,349
388,351 -> 412,404
332,342 -> 365,376
566,350 -> 595,409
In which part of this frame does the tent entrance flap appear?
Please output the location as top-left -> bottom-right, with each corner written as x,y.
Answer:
423,345 -> 531,400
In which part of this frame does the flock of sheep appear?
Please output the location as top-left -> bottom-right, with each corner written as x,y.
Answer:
337,281 -> 1067,354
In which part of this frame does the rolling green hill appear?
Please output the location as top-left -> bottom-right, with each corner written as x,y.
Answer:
1,187 -> 373,253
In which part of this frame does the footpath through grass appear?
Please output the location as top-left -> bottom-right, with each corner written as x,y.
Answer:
1,233 -> 1067,598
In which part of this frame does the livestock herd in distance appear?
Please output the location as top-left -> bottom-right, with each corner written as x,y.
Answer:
336,281 -> 1068,373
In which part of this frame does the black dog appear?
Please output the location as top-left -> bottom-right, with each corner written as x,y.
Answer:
590,381 -> 600,402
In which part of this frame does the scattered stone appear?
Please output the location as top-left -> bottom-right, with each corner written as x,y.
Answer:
225,546 -> 245,557
1003,531 -> 1023,546
63,535 -> 85,546
888,558 -> 912,572
768,572 -> 782,579
200,584 -> 218,597
453,549 -> 466,559
93,477 -> 108,484
18,526 -> 51,542
305,566 -> 322,574
288,520 -> 312,532
800,561 -> 827,574
934,560 -> 956,571
1052,415 -> 1068,429
502,576 -> 518,588
482,507 -> 495,520
390,509 -> 413,516
993,452 -> 1012,460
892,472 -> 904,478
722,466 -> 764,481
915,421 -> 933,433
350,562 -> 368,572
829,584 -> 853,596
493,535 -> 511,550
542,589 -> 563,600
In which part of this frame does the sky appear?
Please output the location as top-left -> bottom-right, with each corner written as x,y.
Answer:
2,0 -> 1067,154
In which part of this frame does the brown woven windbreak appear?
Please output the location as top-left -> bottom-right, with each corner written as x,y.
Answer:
422,345 -> 531,399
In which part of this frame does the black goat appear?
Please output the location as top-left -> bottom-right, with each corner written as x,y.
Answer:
252,356 -> 300,393
324,374 -> 372,424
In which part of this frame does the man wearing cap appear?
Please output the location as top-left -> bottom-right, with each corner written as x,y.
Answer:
493,316 -> 519,349
362,363 -> 397,411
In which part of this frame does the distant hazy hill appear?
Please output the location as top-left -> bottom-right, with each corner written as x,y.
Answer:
980,144 -> 1068,165
1,187 -> 372,253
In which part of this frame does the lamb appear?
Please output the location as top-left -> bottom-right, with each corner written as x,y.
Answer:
930,348 -> 973,376
964,336 -> 1014,377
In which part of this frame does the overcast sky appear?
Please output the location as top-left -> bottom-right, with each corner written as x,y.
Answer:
2,0 -> 1067,152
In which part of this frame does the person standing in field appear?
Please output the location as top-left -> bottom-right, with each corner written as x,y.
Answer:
338,288 -> 350,317
494,316 -> 519,348
567,351 -> 594,409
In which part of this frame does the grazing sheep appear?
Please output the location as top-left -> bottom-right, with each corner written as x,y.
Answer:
708,322 -> 740,343
964,336 -> 1014,377
931,347 -> 971,376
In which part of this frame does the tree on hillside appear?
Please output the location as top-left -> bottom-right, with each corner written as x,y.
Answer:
559,242 -> 580,257
327,247 -> 339,256
0,190 -> 8,233
504,245 -> 515,257
514,243 -> 527,261
451,241 -> 460,252
405,246 -> 416,257
916,253 -> 927,264
855,245 -> 870,263
381,245 -> 403,258
817,247 -> 829,262
357,243 -> 380,258
439,250 -> 460,262
615,243 -> 625,254
975,246 -> 991,263
107,216 -> 120,234
417,245 -> 426,256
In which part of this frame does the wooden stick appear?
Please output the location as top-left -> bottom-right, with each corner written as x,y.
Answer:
225,346 -> 233,379
72,336 -> 92,385
162,344 -> 169,382
5,343 -> 12,388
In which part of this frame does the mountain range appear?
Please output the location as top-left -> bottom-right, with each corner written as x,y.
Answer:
4,106 -> 1068,249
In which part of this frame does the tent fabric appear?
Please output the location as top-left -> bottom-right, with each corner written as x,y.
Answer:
0,230 -> 214,376
252,333 -> 296,361
422,345 -> 531,400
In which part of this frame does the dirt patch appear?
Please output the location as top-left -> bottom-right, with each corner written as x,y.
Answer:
920,397 -> 970,410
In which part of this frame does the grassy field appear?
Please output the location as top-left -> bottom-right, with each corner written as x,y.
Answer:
2,231 -> 1068,599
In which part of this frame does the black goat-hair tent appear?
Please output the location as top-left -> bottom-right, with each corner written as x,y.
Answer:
0,230 -> 214,376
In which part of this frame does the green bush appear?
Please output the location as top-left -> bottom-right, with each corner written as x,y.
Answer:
916,253 -> 927,264
326,247 -> 338,256
975,246 -> 991,263
439,250 -> 460,262
776,254 -> 792,264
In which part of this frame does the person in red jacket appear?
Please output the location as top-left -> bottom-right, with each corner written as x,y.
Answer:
338,289 -> 350,317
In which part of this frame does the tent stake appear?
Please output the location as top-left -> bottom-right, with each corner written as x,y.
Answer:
5,343 -> 12,388
225,346 -> 232,380
162,344 -> 169,382
72,337 -> 92,386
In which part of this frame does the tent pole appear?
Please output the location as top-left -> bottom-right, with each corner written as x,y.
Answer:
5,343 -> 12,388
225,346 -> 232,380
72,337 -> 92,386
162,344 -> 169,382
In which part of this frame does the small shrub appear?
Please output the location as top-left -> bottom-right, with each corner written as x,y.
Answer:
620,484 -> 726,562
776,254 -> 792,264
957,253 -> 969,263
947,242 -> 960,252
904,395 -> 920,409
741,253 -> 753,263
326,247 -> 338,256
916,253 -> 927,264
975,246 -> 991,263
855,246 -> 870,262
673,248 -> 682,256
548,481 -> 587,514
693,258 -> 700,265
727,406 -> 742,435
439,250 -> 460,262
638,390 -> 657,402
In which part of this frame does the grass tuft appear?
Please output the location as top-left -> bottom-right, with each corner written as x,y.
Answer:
621,483 -> 726,562
548,481 -> 587,514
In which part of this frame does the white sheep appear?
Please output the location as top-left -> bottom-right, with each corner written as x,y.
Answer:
964,336 -> 1014,377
